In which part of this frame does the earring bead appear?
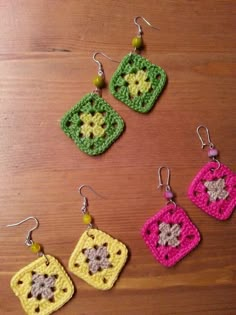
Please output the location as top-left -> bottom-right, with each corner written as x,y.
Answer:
93,75 -> 105,89
132,36 -> 143,49
83,213 -> 92,225
30,242 -> 41,254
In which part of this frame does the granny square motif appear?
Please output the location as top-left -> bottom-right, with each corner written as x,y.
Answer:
61,93 -> 125,155
109,53 -> 167,113
68,228 -> 128,290
11,255 -> 74,315
188,161 -> 236,220
141,205 -> 200,267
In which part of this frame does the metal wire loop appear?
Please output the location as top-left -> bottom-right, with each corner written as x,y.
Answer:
93,51 -> 119,76
212,157 -> 221,171
134,16 -> 160,36
166,199 -> 177,209
6,216 -> 39,247
157,166 -> 171,191
78,184 -> 103,216
196,125 -> 215,149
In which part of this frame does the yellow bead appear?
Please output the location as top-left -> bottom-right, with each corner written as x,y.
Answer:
93,75 -> 105,89
83,213 -> 92,224
30,242 -> 41,254
132,36 -> 143,49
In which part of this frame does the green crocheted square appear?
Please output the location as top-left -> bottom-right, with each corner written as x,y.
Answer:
61,93 -> 124,156
110,53 -> 167,113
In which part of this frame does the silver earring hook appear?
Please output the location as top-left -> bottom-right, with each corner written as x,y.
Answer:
196,125 -> 214,149
78,185 -> 104,230
93,52 -> 119,76
78,184 -> 102,199
134,16 -> 160,36
157,166 -> 176,209
6,216 -> 39,246
78,184 -> 103,213
157,166 -> 171,191
196,125 -> 220,170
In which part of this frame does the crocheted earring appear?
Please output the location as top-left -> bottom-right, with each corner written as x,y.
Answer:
188,125 -> 236,220
141,167 -> 201,267
6,217 -> 74,315
61,52 -> 125,156
68,185 -> 128,290
110,16 -> 167,113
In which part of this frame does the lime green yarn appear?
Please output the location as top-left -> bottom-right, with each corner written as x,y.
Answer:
109,53 -> 167,113
61,93 -> 124,156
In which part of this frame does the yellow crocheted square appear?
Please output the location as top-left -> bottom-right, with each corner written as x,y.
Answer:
11,255 -> 74,315
68,228 -> 128,290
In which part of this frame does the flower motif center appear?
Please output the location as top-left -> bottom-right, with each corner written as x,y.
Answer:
80,112 -> 105,138
124,70 -> 151,97
158,222 -> 181,248
204,178 -> 229,202
30,272 -> 56,301
84,245 -> 111,274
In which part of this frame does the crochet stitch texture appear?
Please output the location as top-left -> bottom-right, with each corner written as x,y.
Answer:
188,161 -> 236,220
69,228 -> 128,290
61,93 -> 124,155
141,204 -> 200,267
110,53 -> 167,113
10,255 -> 74,315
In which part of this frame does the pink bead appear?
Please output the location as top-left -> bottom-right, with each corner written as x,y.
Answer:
208,148 -> 218,158
164,191 -> 174,200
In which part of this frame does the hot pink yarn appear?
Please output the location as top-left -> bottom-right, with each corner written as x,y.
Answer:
188,161 -> 236,220
141,204 -> 200,267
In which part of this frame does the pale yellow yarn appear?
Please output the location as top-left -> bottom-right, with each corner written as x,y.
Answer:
10,255 -> 74,315
124,70 -> 151,97
80,112 -> 105,138
69,228 -> 128,290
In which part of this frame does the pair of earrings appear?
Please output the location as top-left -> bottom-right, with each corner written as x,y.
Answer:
7,127 -> 235,314
142,126 -> 236,267
7,185 -> 128,315
60,17 -> 167,156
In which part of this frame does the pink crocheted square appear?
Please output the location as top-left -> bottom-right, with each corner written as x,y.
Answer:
188,161 -> 236,220
141,205 -> 200,267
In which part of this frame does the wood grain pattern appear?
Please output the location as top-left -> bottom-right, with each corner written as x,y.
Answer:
0,1 -> 235,314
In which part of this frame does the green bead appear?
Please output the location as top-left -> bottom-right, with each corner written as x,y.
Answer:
132,37 -> 143,49
93,75 -> 105,89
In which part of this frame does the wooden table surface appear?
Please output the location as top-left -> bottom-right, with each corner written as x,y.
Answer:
0,1 -> 236,314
